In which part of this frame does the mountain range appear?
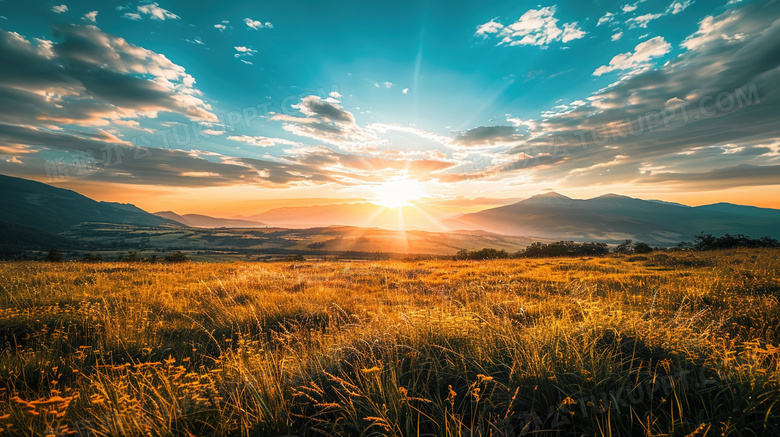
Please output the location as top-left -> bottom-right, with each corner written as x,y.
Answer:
153,211 -> 267,228
445,192 -> 780,245
1,173 -> 779,250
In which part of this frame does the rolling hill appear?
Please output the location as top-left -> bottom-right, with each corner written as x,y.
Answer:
153,211 -> 267,228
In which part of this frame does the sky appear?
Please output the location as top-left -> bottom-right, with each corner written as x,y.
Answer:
0,0 -> 779,217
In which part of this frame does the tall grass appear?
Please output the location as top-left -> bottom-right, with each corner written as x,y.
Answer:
1,249 -> 779,435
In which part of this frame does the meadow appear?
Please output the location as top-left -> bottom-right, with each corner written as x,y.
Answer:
1,249 -> 779,436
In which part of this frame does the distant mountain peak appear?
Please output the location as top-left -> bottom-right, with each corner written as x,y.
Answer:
597,193 -> 631,199
530,191 -> 571,200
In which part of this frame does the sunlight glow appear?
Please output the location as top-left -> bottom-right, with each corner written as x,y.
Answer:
369,178 -> 426,208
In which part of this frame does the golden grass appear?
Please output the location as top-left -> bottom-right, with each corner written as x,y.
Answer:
0,249 -> 779,436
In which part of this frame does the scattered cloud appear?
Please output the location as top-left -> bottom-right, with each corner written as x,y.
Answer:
0,25 -> 215,129
593,36 -> 670,76
214,20 -> 229,31
492,1 -> 780,190
561,23 -> 586,43
666,0 -> 694,15
621,2 -> 642,13
402,88 -> 409,94
271,95 -> 378,150
244,18 -> 273,30
612,32 -> 624,41
52,5 -> 68,13
83,11 -> 98,23
234,46 -> 257,55
135,3 -> 179,21
627,13 -> 663,28
234,46 -> 257,63
597,12 -> 614,26
476,6 -> 586,47
475,20 -> 504,36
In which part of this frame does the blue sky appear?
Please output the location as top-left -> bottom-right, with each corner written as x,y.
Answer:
0,0 -> 779,215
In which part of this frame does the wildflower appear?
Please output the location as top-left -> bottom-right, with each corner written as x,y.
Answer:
562,396 -> 577,405
446,385 -> 457,406
477,374 -> 493,383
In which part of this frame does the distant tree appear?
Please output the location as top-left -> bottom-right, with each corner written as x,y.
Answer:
454,249 -> 471,260
163,252 -> 189,263
307,241 -> 326,249
283,254 -> 305,262
515,241 -> 609,258
632,242 -> 653,254
688,232 -> 780,251
614,240 -> 634,254
44,248 -> 63,262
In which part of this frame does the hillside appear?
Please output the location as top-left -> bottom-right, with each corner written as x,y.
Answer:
0,174 -> 181,233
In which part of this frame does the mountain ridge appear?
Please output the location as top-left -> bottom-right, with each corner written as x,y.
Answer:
0,174 -> 181,233
446,192 -> 780,245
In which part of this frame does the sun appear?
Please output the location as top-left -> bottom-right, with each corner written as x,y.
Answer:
369,178 -> 426,208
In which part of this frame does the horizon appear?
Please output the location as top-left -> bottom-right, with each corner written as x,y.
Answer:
1,0 -> 779,224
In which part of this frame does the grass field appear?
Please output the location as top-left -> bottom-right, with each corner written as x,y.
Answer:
1,249 -> 779,436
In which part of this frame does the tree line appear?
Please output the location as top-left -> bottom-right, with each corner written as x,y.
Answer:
453,233 -> 779,260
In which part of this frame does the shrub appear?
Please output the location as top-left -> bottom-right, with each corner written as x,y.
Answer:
44,248 -> 63,262
164,252 -> 189,263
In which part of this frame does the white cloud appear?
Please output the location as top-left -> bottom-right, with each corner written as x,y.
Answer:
681,14 -> 740,50
136,3 -> 179,21
234,46 -> 256,54
52,5 -> 68,13
244,18 -> 268,29
476,6 -> 586,47
214,20 -> 229,31
667,0 -> 694,14
561,22 -> 586,42
234,46 -> 257,61
612,31 -> 624,41
628,13 -> 663,28
622,3 -> 639,13
83,11 -> 98,23
402,88 -> 409,94
201,129 -> 226,136
593,36 -> 671,76
597,12 -> 614,26
123,12 -> 142,20
475,20 -> 504,36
